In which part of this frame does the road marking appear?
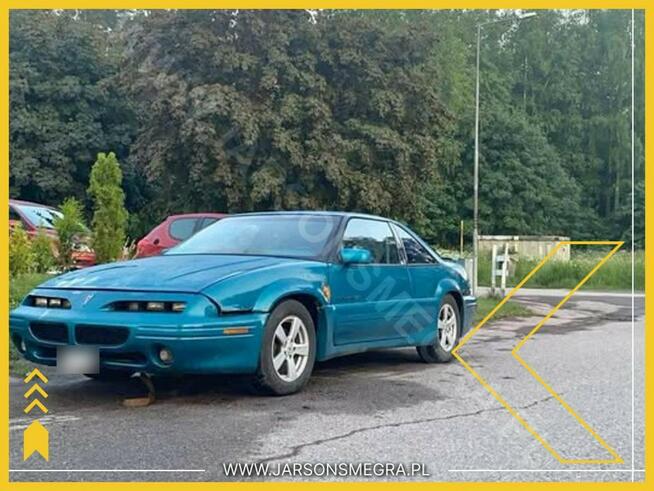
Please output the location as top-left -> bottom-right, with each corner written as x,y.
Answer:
453,241 -> 625,465
9,469 -> 206,473
10,415 -> 81,431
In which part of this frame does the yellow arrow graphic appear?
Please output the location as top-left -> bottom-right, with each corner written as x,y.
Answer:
24,368 -> 48,384
24,399 -> 48,415
24,383 -> 48,399
453,240 -> 624,465
23,420 -> 49,461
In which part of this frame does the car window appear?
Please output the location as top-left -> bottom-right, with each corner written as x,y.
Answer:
341,219 -> 399,264
169,215 -> 338,259
169,218 -> 199,241
12,203 -> 62,229
394,225 -> 438,264
199,217 -> 218,230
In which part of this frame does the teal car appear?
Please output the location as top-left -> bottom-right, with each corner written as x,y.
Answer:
10,212 -> 476,395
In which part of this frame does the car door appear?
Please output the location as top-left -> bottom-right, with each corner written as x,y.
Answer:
330,218 -> 413,345
392,224 -> 449,339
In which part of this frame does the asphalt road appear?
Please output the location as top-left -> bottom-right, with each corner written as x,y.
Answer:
10,291 -> 645,482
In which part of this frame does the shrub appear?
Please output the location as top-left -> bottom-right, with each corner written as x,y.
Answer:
53,198 -> 85,271
32,229 -> 55,273
9,225 -> 33,277
88,152 -> 128,263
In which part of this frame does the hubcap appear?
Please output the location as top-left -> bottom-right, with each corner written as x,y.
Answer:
271,315 -> 310,382
438,303 -> 458,352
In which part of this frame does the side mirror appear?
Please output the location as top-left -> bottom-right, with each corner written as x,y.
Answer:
340,247 -> 373,265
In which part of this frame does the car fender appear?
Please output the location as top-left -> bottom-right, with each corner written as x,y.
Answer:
434,276 -> 464,306
201,262 -> 329,313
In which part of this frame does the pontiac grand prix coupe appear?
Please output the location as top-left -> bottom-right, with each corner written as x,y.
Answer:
10,212 -> 476,395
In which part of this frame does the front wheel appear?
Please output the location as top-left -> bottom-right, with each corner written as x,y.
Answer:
253,300 -> 316,395
417,294 -> 460,363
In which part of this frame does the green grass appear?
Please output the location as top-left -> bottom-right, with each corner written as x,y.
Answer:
474,295 -> 534,323
9,273 -> 52,375
478,249 -> 643,292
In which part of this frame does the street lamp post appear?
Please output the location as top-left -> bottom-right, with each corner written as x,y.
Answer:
472,12 -> 536,296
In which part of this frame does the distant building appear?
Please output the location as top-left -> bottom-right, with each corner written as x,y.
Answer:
478,235 -> 571,261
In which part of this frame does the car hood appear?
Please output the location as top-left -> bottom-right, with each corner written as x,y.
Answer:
40,254 -> 302,293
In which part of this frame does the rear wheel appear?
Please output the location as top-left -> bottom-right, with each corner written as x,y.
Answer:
253,300 -> 316,395
417,294 -> 460,363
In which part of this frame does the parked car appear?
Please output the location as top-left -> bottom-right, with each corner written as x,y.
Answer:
135,213 -> 227,258
9,199 -> 95,268
10,212 -> 476,395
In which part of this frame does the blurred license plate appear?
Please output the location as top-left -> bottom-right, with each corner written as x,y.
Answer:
57,346 -> 99,374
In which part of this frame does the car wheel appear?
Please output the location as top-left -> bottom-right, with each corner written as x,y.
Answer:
253,300 -> 316,396
417,294 -> 460,363
84,369 -> 134,382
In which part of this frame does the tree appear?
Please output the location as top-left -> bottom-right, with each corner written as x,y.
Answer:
9,226 -> 33,277
32,229 -> 55,273
53,198 -> 85,271
88,152 -> 128,262
122,10 -> 454,228
9,10 -> 134,206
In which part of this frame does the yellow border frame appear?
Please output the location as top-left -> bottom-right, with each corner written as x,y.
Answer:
1,2 -> 650,488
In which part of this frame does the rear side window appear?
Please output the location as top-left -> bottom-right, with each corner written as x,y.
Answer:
341,218 -> 400,264
394,225 -> 437,264
169,218 -> 198,241
199,217 -> 218,230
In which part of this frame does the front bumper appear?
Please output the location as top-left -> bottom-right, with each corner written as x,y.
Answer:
9,288 -> 267,375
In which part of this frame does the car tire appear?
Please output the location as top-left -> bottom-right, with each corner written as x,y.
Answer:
417,294 -> 460,363
84,369 -> 134,382
253,300 -> 316,396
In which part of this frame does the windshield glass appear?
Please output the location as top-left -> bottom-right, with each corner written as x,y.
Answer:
14,204 -> 63,229
168,215 -> 339,259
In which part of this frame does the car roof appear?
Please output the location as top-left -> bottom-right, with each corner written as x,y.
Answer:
9,198 -> 57,210
225,210 -> 391,221
166,212 -> 228,220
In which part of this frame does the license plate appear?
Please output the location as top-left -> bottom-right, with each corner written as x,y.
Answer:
57,346 -> 99,374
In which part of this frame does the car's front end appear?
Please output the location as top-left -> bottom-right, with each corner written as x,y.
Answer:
9,287 -> 267,375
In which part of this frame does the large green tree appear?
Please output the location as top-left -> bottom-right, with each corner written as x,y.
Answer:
123,10 -> 455,228
9,10 -> 134,206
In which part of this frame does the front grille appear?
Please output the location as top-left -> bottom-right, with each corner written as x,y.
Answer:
29,322 -> 69,343
75,325 -> 129,346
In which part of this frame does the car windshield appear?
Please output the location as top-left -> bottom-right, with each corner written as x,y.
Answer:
14,204 -> 63,229
167,215 -> 339,259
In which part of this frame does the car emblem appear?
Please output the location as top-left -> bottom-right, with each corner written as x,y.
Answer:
82,293 -> 95,306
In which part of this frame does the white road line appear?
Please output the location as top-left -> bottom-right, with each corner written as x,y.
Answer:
10,414 -> 81,431
449,469 -> 645,473
10,469 -> 206,473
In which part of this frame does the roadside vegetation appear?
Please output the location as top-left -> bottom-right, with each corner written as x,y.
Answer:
478,250 -> 644,292
474,296 -> 534,324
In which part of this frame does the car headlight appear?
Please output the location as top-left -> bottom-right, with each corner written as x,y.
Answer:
73,243 -> 92,252
109,301 -> 187,313
28,296 -> 71,309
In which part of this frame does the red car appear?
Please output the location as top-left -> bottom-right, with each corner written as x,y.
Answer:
135,213 -> 227,258
9,198 -> 96,268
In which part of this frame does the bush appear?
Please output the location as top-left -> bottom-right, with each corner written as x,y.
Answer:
53,197 -> 85,271
32,229 -> 55,273
9,225 -> 33,277
88,152 -> 128,263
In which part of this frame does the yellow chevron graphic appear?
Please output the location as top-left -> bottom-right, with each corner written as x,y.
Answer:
453,240 -> 624,464
24,383 -> 48,399
24,398 -> 48,415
